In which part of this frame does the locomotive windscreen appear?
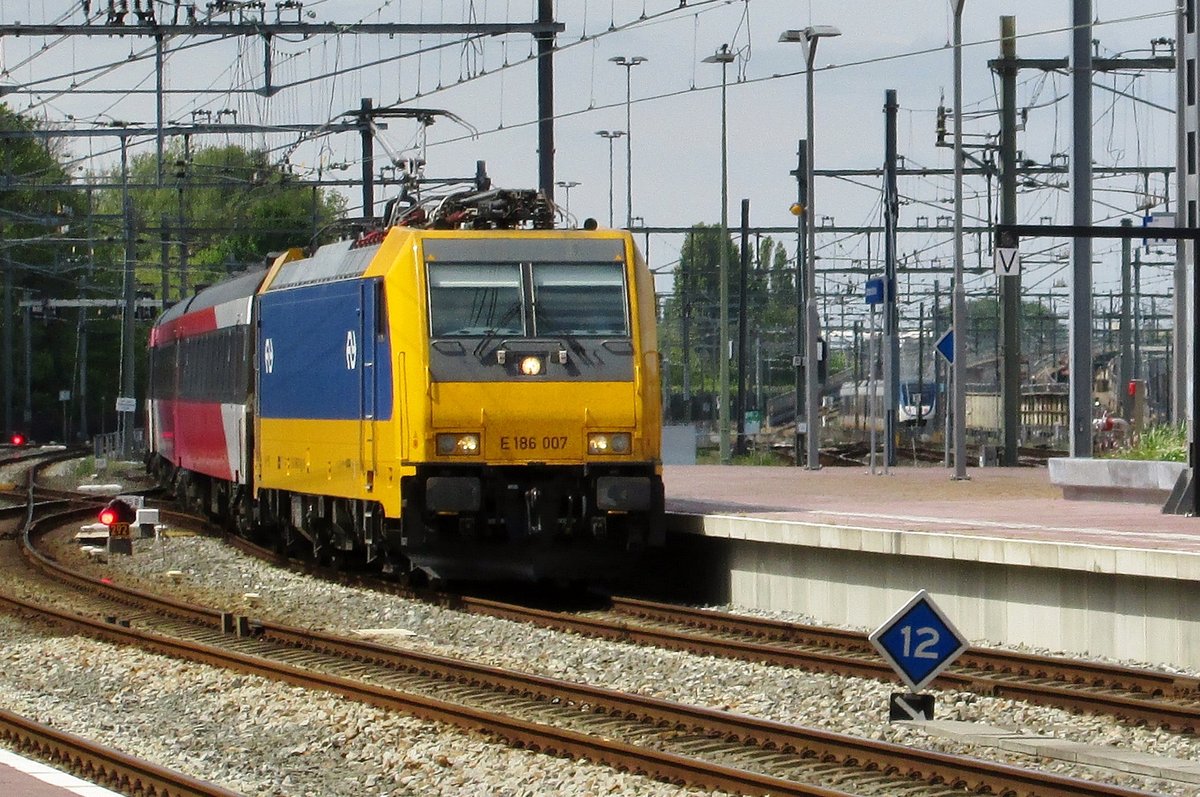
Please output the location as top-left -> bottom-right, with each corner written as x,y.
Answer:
532,263 -> 628,336
427,264 -> 524,337
428,261 -> 629,339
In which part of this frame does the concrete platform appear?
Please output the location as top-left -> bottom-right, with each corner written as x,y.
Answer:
663,464 -> 1200,670
0,748 -> 122,796
900,721 -> 1200,784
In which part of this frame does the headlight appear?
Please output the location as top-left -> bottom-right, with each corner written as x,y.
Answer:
436,432 -> 481,456
588,432 -> 632,455
519,355 -> 543,376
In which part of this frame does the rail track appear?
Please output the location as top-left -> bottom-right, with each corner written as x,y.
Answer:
1,504 -> 1166,797
0,707 -> 242,797
222,531 -> 1200,735
0,465 -> 242,797
478,596 -> 1200,733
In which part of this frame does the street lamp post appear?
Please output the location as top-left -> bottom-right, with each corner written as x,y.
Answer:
555,180 -> 580,223
781,24 -> 840,470
595,130 -> 625,227
704,44 -> 736,464
610,55 -> 647,228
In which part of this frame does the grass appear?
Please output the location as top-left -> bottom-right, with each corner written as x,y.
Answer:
695,448 -> 791,466
1108,423 -> 1187,462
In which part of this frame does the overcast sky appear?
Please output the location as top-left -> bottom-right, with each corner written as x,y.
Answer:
0,1 -> 1180,302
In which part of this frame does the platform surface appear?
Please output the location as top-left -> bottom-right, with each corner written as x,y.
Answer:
0,748 -> 122,796
663,463 -> 1200,554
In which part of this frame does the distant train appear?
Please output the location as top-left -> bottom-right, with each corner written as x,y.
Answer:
835,380 -> 937,430
146,187 -> 665,582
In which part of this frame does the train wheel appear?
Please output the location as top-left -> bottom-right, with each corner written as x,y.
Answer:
324,547 -> 347,571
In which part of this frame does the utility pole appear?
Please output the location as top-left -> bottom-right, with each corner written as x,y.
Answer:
1069,0 -> 1094,458
536,0 -> 556,198
2,249 -> 11,437
933,279 -> 945,463
178,134 -> 190,300
160,214 -> 171,308
1133,247 -> 1142,379
985,15 -> 1173,444
997,16 -> 1021,466
681,243 -> 692,421
22,301 -> 31,431
1119,218 -> 1133,419
360,98 -> 375,221
952,0 -> 969,480
80,184 -> 94,440
917,301 -> 926,431
791,141 -> 808,466
155,33 -> 166,185
853,319 -> 862,431
883,89 -> 899,466
736,199 -> 750,455
120,136 -> 137,458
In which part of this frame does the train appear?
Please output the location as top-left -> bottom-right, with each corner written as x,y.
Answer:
146,186 -> 665,583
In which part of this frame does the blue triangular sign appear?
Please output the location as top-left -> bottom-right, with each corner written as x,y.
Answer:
935,329 -> 954,364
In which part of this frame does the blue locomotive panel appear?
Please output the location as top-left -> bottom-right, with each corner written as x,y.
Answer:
258,278 -> 393,420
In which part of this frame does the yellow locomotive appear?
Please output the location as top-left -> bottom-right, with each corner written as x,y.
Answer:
149,187 -> 664,582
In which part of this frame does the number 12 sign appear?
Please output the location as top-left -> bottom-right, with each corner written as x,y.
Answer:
868,589 -> 968,691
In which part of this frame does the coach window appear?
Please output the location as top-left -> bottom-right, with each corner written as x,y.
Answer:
427,263 -> 524,337
533,263 -> 629,336
375,280 -> 387,338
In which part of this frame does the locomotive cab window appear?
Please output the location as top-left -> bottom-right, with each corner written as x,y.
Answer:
533,263 -> 629,336
428,261 -> 630,339
428,263 -> 525,337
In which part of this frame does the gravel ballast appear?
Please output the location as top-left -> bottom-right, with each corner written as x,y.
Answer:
0,613 -> 733,797
13,529 -> 1193,797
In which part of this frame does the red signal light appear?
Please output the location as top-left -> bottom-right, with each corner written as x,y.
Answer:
10,433 -> 25,446
98,499 -> 137,526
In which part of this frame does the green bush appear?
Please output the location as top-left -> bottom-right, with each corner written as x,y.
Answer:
1109,424 -> 1187,462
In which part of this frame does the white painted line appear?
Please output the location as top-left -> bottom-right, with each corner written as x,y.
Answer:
806,509 -> 1200,543
0,748 -> 124,796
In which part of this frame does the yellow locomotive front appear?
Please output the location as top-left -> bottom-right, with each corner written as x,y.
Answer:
393,228 -> 664,582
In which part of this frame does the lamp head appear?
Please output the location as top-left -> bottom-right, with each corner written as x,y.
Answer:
803,25 -> 842,40
702,44 -> 736,65
780,26 -> 840,63
780,25 -> 842,43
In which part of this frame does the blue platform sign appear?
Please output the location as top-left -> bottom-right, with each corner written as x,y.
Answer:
864,277 -> 885,306
869,590 -> 968,691
934,328 -> 954,365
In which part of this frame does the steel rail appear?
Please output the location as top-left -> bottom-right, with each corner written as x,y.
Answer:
22,506 -> 225,627
15,509 -> 1158,797
0,707 -> 242,797
0,590 -> 850,797
605,597 -> 1200,732
222,532 -> 1200,734
611,597 -> 1200,698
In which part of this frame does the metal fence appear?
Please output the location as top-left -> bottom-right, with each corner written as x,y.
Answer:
92,429 -> 145,462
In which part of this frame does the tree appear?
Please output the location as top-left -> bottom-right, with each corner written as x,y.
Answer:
0,104 -> 89,440
96,142 -> 345,303
659,224 -> 795,419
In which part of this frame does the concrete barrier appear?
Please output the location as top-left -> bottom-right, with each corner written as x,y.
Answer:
1047,457 -> 1185,504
